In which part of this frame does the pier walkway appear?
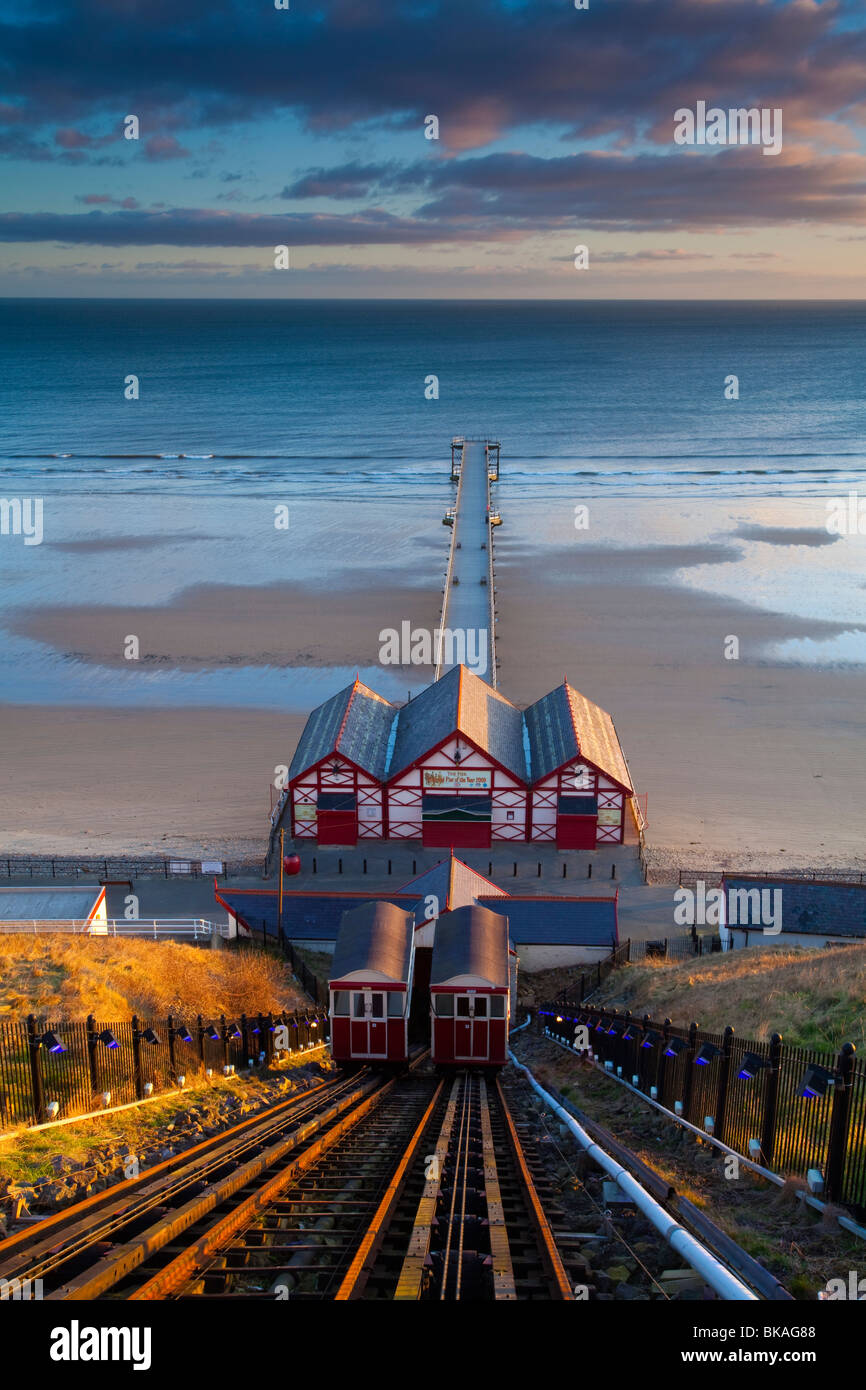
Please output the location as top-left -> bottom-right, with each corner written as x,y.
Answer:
435,438 -> 499,685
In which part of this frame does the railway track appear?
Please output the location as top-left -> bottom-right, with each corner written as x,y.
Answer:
0,1066 -> 375,1298
0,1053 -> 782,1301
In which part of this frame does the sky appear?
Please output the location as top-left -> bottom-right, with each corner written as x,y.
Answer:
0,0 -> 865,297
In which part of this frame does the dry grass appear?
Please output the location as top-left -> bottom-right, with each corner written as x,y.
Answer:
591,944 -> 866,1051
0,936 -> 306,1023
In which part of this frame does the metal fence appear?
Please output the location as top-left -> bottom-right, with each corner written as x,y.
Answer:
550,936 -> 717,1008
538,1003 -> 866,1215
0,1006 -> 329,1132
0,855 -> 265,881
677,867 -> 866,888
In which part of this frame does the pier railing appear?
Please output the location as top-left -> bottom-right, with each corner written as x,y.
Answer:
487,507 -> 498,688
435,439 -> 464,681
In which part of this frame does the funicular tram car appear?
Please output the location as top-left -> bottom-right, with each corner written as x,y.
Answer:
429,904 -> 511,1068
328,900 -> 415,1068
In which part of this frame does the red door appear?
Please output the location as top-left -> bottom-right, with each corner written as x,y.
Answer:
454,995 -> 489,1060
318,809 -> 358,845
423,820 -> 491,849
556,814 -> 597,850
454,1016 -> 472,1058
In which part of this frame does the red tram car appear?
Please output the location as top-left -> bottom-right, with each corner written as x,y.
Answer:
328,901 -> 415,1067
430,905 -> 511,1068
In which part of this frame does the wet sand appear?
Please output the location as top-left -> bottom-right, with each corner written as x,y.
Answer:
1,541 -> 865,871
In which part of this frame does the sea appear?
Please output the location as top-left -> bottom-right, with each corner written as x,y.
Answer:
0,298 -> 864,707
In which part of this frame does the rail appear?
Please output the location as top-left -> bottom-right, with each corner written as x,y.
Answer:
487,491 -> 498,688
435,439 -> 464,680
0,855 -> 262,880
539,1002 -> 866,1212
0,917 -> 226,938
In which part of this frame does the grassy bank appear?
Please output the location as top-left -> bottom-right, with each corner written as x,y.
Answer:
0,935 -> 306,1022
589,944 -> 866,1051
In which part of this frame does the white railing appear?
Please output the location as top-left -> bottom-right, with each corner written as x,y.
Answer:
487,506 -> 498,689
435,440 -> 465,680
0,918 -> 228,938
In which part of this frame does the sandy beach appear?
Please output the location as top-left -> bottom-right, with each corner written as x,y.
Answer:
1,527 -> 865,874
8,577 -> 440,674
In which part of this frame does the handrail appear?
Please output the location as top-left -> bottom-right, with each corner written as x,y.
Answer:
435,440 -> 464,680
0,918 -> 227,937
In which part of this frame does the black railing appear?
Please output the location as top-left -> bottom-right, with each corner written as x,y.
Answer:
0,1006 -> 329,1131
281,938 -> 329,1007
538,1003 -> 865,1215
0,855 -> 265,881
677,867 -> 866,887
552,935 -> 718,1009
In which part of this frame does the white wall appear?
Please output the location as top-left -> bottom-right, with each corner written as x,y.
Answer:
515,943 -> 612,971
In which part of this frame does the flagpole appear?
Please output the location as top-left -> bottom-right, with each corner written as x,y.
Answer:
279,826 -> 285,945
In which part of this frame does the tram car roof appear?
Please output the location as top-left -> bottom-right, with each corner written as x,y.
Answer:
330,899 -> 415,986
430,903 -> 511,991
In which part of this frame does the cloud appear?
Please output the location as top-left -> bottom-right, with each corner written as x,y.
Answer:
0,206 -> 506,247
143,134 -> 190,160
5,139 -> 866,248
0,0 -> 863,161
76,194 -> 140,208
282,162 -> 393,199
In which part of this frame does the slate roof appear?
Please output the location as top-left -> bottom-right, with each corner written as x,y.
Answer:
524,682 -> 632,790
287,666 -> 633,795
288,678 -> 396,782
430,904 -> 510,989
723,878 -> 866,938
0,887 -> 103,921
478,895 -> 618,947
387,665 -> 527,780
330,900 -> 414,984
217,890 -> 420,942
219,879 -> 618,950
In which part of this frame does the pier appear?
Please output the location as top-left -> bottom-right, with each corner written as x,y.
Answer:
436,437 -> 500,685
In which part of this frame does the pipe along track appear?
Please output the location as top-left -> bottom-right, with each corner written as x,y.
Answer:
0,1056 -> 783,1301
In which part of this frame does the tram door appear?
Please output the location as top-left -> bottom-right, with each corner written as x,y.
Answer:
349,989 -> 387,1058
454,993 -> 489,1061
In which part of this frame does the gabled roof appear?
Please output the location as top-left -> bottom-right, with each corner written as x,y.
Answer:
330,900 -> 414,984
289,677 -> 397,782
388,665 -> 527,781
431,904 -> 510,989
524,682 -> 632,791
398,852 -> 509,917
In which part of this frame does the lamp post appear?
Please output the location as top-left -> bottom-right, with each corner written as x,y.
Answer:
279,826 -> 285,946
